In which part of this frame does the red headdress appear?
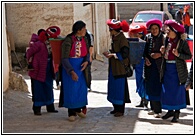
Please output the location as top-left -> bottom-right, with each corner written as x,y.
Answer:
106,19 -> 129,32
46,26 -> 61,38
129,25 -> 147,35
164,20 -> 185,34
146,18 -> 162,30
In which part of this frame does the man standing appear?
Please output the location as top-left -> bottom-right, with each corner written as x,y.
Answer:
85,30 -> 94,91
183,5 -> 191,38
175,6 -> 183,24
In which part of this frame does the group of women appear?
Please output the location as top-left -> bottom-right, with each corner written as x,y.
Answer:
26,18 -> 192,123
103,18 -> 192,123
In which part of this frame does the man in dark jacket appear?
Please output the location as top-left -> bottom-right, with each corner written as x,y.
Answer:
175,6 -> 183,24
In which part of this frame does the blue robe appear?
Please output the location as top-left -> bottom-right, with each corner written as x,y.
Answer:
60,58 -> 88,109
107,53 -> 130,105
135,58 -> 148,99
32,59 -> 54,106
145,59 -> 162,101
161,63 -> 186,110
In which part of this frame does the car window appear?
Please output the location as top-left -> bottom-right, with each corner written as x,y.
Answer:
134,13 -> 162,23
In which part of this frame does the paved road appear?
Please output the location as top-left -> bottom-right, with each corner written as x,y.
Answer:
3,60 -> 194,134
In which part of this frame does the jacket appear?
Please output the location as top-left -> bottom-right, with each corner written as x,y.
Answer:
109,32 -> 130,78
26,34 -> 49,82
183,12 -> 191,26
144,33 -> 165,81
160,36 -> 192,84
61,34 -> 90,87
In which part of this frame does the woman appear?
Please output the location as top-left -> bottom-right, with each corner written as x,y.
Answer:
129,25 -> 148,108
26,29 -> 58,115
160,20 -> 192,122
103,19 -> 131,117
143,19 -> 165,118
59,20 -> 89,122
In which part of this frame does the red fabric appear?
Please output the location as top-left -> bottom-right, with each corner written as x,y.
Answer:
26,34 -> 49,82
46,26 -> 61,38
69,36 -> 87,58
167,38 -> 178,60
129,25 -> 147,35
54,64 -> 59,73
183,12 -> 191,26
38,31 -> 48,42
186,39 -> 193,62
146,19 -> 162,29
106,19 -> 129,32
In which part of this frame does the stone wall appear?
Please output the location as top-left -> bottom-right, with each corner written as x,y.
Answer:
5,3 -> 110,61
6,3 -> 74,51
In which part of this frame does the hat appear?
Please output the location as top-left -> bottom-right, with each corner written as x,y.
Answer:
106,19 -> 129,32
164,20 -> 185,34
46,26 -> 61,38
178,6 -> 183,9
129,25 -> 147,35
146,19 -> 162,30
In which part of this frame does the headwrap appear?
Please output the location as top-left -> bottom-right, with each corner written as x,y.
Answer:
164,20 -> 185,34
38,30 -> 48,42
146,18 -> 162,30
129,25 -> 147,35
106,19 -> 129,32
46,26 -> 61,38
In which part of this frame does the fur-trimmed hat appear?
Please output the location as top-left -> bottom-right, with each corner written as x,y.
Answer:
164,20 -> 185,34
46,26 -> 61,38
106,19 -> 129,32
146,18 -> 162,30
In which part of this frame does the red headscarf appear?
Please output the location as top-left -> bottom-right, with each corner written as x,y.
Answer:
106,19 -> 129,32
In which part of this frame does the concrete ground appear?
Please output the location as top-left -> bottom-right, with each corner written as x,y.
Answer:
3,59 -> 194,134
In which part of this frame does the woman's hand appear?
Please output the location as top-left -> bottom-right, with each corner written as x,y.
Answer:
145,57 -> 151,66
186,84 -> 190,91
70,71 -> 78,81
150,53 -> 162,59
160,46 -> 165,54
172,49 -> 179,57
81,61 -> 88,71
103,51 -> 114,58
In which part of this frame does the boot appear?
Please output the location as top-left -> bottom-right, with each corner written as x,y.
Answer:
46,103 -> 58,113
143,99 -> 149,109
162,110 -> 174,119
136,99 -> 144,107
171,110 -> 180,123
33,105 -> 41,115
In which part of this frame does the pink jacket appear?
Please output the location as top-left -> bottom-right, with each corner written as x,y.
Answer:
26,34 -> 48,82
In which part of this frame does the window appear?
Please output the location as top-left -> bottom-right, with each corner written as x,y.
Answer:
83,3 -> 91,6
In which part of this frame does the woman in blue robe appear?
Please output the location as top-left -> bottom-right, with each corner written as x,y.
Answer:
160,20 -> 192,122
59,21 -> 90,122
103,19 -> 131,117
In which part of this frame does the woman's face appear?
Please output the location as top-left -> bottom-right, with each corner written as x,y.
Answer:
150,25 -> 160,36
165,26 -> 176,38
77,27 -> 86,37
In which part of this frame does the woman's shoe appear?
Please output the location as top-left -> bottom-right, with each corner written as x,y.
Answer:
68,116 -> 76,122
154,113 -> 161,118
76,112 -> 86,118
110,110 -> 117,114
34,111 -> 41,116
171,110 -> 180,122
82,108 -> 87,115
148,110 -> 154,115
136,100 -> 144,107
162,110 -> 174,119
114,112 -> 124,117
